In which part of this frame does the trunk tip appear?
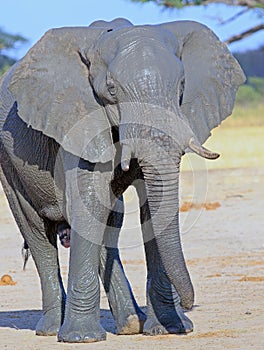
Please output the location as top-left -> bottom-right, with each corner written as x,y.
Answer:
121,144 -> 132,171
121,162 -> 130,171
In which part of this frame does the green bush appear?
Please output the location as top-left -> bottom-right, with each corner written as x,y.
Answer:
0,64 -> 11,77
236,77 -> 264,107
248,76 -> 264,94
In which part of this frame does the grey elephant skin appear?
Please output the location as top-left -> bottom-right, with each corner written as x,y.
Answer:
0,18 -> 245,343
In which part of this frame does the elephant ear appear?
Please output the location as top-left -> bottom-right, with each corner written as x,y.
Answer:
7,27 -> 114,163
159,21 -> 245,144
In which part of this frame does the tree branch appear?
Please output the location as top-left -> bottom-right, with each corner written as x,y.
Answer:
130,0 -> 264,8
220,8 -> 250,24
225,23 -> 264,43
205,8 -> 250,24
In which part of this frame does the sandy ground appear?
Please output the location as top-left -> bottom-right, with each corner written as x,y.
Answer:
0,164 -> 263,350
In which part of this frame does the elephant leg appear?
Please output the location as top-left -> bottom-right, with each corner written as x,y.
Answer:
99,198 -> 146,335
135,183 -> 193,335
0,168 -> 66,336
59,229 -> 107,343
58,161 -> 110,343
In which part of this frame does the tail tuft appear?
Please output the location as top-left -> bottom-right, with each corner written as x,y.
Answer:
21,240 -> 31,270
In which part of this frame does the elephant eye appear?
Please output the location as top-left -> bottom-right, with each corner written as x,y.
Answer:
106,75 -> 117,98
107,84 -> 117,96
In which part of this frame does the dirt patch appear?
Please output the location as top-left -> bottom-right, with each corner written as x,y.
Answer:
206,273 -> 222,278
238,276 -> 264,282
192,329 -> 240,338
1,167 -> 264,349
187,252 -> 264,268
0,275 -> 17,286
122,259 -> 145,265
247,260 -> 264,266
180,201 -> 221,212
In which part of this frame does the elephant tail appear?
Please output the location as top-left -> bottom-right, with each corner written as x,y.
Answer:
22,240 -> 31,270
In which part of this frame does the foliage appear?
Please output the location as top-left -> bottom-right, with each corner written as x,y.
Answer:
0,29 -> 27,51
0,63 -> 11,77
248,76 -> 264,93
230,103 -> 264,126
0,28 -> 28,77
0,57 -> 16,76
234,47 -> 264,78
130,0 -> 264,9
235,76 -> 264,106
130,0 -> 264,44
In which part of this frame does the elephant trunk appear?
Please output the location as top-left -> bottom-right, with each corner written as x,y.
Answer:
141,157 -> 194,309
118,105 -> 219,308
119,124 -> 195,308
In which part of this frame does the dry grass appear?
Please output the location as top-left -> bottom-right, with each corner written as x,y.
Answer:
224,104 -> 264,128
182,106 -> 264,171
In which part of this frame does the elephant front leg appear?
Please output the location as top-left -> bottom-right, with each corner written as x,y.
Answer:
58,163 -> 110,343
55,204 -> 146,335
58,230 -> 106,343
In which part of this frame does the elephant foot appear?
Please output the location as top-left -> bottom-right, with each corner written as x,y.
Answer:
143,306 -> 193,336
36,308 -> 63,336
116,313 -> 146,335
58,315 -> 106,343
144,271 -> 194,336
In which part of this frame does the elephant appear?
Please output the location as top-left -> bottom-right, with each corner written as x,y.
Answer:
0,18 -> 245,343
22,222 -> 70,270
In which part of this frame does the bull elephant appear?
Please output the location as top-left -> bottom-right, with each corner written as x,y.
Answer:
0,18 -> 245,343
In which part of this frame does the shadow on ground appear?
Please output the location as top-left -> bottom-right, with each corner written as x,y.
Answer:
0,309 -> 118,333
0,310 -> 41,331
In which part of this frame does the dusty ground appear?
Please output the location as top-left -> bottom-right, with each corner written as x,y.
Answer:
0,126 -> 263,349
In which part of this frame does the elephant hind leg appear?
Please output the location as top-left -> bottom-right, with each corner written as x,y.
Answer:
0,166 -> 66,336
100,200 -> 146,335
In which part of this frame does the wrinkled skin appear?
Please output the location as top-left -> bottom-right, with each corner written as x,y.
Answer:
22,225 -> 70,270
0,18 -> 245,343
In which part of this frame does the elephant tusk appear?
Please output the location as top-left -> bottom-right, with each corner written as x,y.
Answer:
188,137 -> 220,160
121,144 -> 132,171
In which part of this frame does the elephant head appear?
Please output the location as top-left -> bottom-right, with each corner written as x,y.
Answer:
6,19 -> 245,309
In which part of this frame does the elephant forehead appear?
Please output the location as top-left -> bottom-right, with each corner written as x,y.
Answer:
97,25 -> 180,61
109,48 -> 183,86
